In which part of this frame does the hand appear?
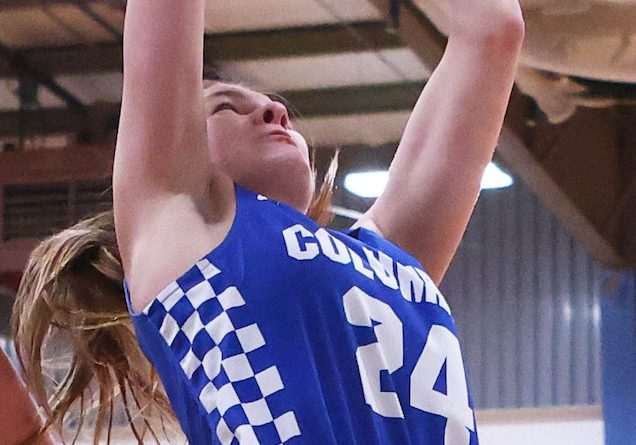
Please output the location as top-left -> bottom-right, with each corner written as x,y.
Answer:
415,0 -> 524,41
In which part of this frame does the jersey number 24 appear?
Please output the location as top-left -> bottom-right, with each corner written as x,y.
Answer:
343,286 -> 475,445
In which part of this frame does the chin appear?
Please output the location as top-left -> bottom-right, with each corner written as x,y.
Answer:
239,155 -> 313,213
257,182 -> 312,214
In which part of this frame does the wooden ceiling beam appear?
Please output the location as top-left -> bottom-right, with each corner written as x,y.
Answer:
204,21 -> 403,62
364,0 -> 446,70
0,42 -> 85,110
283,82 -> 423,117
0,140 -> 394,187
0,0 -> 120,9
0,82 -> 423,138
0,102 -> 118,138
0,144 -> 114,186
0,21 -> 402,78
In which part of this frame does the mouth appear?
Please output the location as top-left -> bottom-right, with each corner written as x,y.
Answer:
268,130 -> 296,146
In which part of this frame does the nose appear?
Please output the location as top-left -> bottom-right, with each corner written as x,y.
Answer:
259,101 -> 290,128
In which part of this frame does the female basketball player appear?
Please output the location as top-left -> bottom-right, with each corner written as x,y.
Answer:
12,0 -> 524,443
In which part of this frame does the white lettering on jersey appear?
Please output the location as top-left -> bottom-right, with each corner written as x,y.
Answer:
283,224 -> 319,260
281,224 -> 450,315
362,247 -> 398,290
349,248 -> 374,279
396,263 -> 424,303
316,229 -> 351,265
343,287 -> 474,443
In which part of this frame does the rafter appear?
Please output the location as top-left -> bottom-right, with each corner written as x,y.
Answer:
0,105 -> 97,138
0,0 -> 119,9
365,0 -> 446,70
0,141 -> 395,189
0,22 -> 402,78
0,42 -> 85,110
71,0 -> 123,41
0,82 -> 424,138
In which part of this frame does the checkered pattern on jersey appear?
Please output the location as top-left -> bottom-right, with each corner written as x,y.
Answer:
143,258 -> 301,444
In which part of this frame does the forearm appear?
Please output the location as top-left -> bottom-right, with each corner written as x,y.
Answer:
123,0 -> 205,93
116,0 -> 209,191
0,350 -> 56,445
364,3 -> 524,284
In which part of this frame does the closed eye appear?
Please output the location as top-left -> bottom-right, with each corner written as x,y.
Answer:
212,102 -> 239,114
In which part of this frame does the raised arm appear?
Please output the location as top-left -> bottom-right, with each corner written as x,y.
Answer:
355,0 -> 525,285
115,0 -> 210,198
113,1 -> 233,306
0,349 -> 57,445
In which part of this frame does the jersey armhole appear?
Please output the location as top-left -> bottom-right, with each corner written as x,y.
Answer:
124,182 -> 253,317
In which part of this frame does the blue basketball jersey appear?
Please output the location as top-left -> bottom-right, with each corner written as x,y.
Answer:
125,184 -> 478,445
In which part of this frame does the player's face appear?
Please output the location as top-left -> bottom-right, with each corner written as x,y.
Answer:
204,82 -> 313,213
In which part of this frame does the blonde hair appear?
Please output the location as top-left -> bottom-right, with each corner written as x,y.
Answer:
307,148 -> 339,226
12,212 -> 174,444
11,157 -> 338,444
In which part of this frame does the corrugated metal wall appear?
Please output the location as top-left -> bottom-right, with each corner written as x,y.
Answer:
441,179 -> 603,409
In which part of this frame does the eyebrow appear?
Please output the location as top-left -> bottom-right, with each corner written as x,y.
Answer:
210,89 -> 251,101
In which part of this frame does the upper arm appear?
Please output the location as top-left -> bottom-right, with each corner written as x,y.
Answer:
113,1 -> 227,266
359,23 -> 524,284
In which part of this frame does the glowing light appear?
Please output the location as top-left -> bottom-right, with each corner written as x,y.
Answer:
344,163 -> 514,198
344,170 -> 389,198
481,163 -> 514,190
563,302 -> 572,322
592,303 -> 601,325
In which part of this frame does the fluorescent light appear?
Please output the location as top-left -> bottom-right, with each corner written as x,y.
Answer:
344,170 -> 389,198
481,162 -> 514,190
344,163 -> 514,198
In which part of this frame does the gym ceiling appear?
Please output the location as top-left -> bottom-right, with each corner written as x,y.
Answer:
0,0 -> 634,271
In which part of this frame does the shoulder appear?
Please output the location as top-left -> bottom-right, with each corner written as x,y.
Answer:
123,179 -> 236,313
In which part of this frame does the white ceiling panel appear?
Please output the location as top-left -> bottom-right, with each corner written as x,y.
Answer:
0,5 -> 120,48
204,0 -> 380,33
0,79 -> 67,110
374,49 -> 433,80
0,80 -> 20,110
43,4 -> 116,43
89,3 -> 125,31
0,8 -> 75,48
296,111 -> 410,147
0,4 -> 122,48
221,49 -> 429,92
301,0 -> 382,22
54,73 -> 123,105
37,84 -> 66,108
0,81 -> 71,110
0,74 -> 121,110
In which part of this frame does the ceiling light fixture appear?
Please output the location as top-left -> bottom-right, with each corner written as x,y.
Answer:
480,162 -> 514,190
344,162 -> 514,198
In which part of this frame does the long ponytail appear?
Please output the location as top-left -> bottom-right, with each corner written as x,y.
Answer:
11,211 -> 176,444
